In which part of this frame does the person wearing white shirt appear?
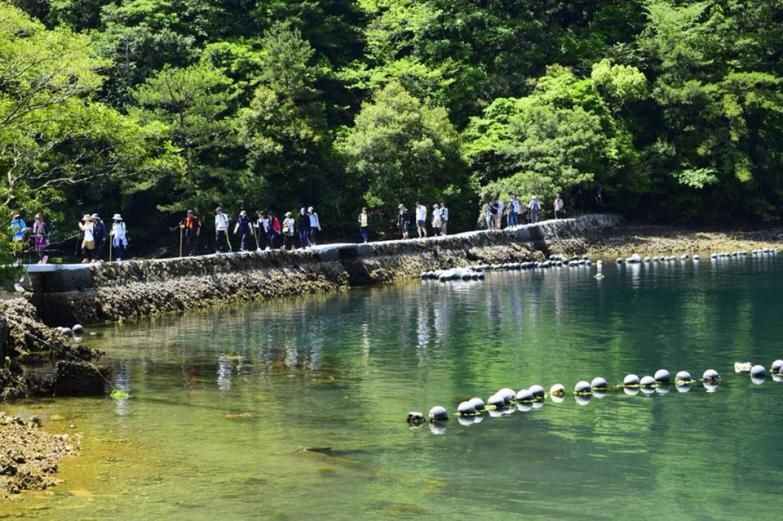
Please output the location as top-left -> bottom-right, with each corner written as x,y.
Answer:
528,196 -> 541,223
415,202 -> 428,238
214,207 -> 231,253
439,203 -> 449,235
496,199 -> 505,229
554,194 -> 565,219
110,213 -> 129,261
307,207 -> 321,245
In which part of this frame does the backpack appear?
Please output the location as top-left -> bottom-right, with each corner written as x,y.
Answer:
93,220 -> 106,241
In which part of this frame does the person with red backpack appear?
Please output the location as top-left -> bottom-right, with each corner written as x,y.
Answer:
180,209 -> 202,256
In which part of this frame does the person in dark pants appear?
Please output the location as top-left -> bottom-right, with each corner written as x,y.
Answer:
358,207 -> 370,243
297,208 -> 310,248
91,213 -> 107,260
268,212 -> 281,249
214,207 -> 230,253
233,210 -> 253,251
256,210 -> 269,250
181,209 -> 202,256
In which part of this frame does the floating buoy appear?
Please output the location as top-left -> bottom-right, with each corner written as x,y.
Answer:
623,374 -> 640,387
458,401 -> 476,416
702,369 -> 720,383
590,377 -> 609,391
72,324 -> 84,336
675,370 -> 692,384
497,388 -> 516,404
487,394 -> 506,409
468,397 -> 485,411
549,384 -> 566,398
515,389 -> 534,403
528,385 -> 545,401
574,380 -> 592,395
750,364 -> 766,379
771,360 -> 783,374
428,406 -> 449,422
406,412 -> 425,425
654,369 -> 671,384
640,375 -> 656,388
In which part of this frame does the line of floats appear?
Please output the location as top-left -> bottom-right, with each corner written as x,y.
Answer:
407,360 -> 783,432
419,247 -> 778,283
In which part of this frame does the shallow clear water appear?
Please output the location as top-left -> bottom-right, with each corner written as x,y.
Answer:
5,256 -> 783,520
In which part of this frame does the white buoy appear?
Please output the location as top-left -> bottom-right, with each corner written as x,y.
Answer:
574,380 -> 592,395
458,401 -> 476,416
72,324 -> 84,336
515,389 -> 534,403
640,375 -> 656,388
675,370 -> 692,383
623,374 -> 640,387
702,369 -> 720,383
428,406 -> 449,422
771,360 -> 783,375
497,388 -> 516,404
468,397 -> 486,411
654,369 -> 671,384
590,377 -> 609,391
528,384 -> 545,400
750,365 -> 766,379
487,394 -> 505,409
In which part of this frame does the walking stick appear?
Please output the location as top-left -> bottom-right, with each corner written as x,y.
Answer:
252,225 -> 260,251
109,238 -> 113,262
179,226 -> 184,257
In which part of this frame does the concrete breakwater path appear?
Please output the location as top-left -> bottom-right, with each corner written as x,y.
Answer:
21,215 -> 618,325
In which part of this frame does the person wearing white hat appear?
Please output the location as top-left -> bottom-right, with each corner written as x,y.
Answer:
78,214 -> 95,263
110,214 -> 128,261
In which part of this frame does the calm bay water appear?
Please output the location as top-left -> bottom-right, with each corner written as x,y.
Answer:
5,255 -> 783,520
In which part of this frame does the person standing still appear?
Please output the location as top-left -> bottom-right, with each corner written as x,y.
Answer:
495,199 -> 505,229
10,211 -> 28,265
297,208 -> 310,249
398,204 -> 410,239
181,210 -> 202,256
269,212 -> 281,249
415,202 -> 427,238
32,214 -> 49,264
554,194 -> 565,219
358,207 -> 370,243
307,207 -> 321,246
256,211 -> 269,250
215,207 -> 230,253
528,196 -> 541,223
92,214 -> 107,261
439,203 -> 449,235
111,214 -> 128,261
282,212 -> 296,250
78,214 -> 96,263
431,204 -> 442,236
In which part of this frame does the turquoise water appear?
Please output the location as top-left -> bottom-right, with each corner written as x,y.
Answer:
5,255 -> 783,520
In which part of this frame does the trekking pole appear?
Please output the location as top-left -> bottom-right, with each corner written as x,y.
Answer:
179,226 -> 184,257
252,225 -> 260,251
109,237 -> 113,262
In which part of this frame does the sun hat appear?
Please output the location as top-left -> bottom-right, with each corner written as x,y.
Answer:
113,214 -> 122,220
82,214 -> 92,221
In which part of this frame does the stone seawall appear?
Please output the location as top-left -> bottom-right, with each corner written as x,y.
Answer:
24,214 -> 619,325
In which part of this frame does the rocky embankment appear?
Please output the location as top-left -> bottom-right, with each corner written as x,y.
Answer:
571,225 -> 783,258
27,214 -> 619,325
0,412 -> 78,498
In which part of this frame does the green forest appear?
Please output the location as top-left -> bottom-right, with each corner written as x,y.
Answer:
2,0 -> 783,246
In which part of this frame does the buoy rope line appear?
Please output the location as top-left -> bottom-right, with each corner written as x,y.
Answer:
409,364 -> 782,427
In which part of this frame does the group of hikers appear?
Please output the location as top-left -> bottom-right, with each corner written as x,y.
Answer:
484,194 -> 565,230
9,211 -> 128,265
8,194 -> 566,264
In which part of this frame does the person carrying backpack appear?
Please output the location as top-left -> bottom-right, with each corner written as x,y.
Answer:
32,213 -> 49,264
215,207 -> 231,253
297,208 -> 310,249
307,207 -> 321,246
180,209 -> 202,256
111,214 -> 129,261
233,210 -> 253,251
10,211 -> 28,265
528,196 -> 541,223
282,212 -> 296,250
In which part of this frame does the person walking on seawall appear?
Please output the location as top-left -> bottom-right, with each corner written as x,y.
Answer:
233,210 -> 253,251
91,214 -> 107,261
398,204 -> 410,239
528,196 -> 541,223
509,196 -> 521,226
269,212 -> 281,249
282,211 -> 296,250
297,208 -> 310,249
415,202 -> 427,238
439,203 -> 449,235
489,200 -> 498,230
10,211 -> 28,266
431,204 -> 442,236
214,207 -> 230,253
111,214 -> 128,261
32,214 -> 49,264
181,209 -> 202,256
554,194 -> 565,219
256,211 -> 269,250
358,207 -> 370,243
495,199 -> 505,229
78,214 -> 96,263
307,207 -> 321,246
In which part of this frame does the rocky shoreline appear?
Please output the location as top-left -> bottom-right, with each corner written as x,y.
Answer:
0,412 -> 79,498
569,225 -> 783,259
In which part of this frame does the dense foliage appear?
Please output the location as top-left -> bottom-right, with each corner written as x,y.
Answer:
3,0 -> 783,245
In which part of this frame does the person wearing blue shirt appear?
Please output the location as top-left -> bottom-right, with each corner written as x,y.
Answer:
10,211 -> 28,265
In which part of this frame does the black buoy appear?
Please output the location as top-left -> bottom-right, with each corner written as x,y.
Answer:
406,412 -> 425,426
